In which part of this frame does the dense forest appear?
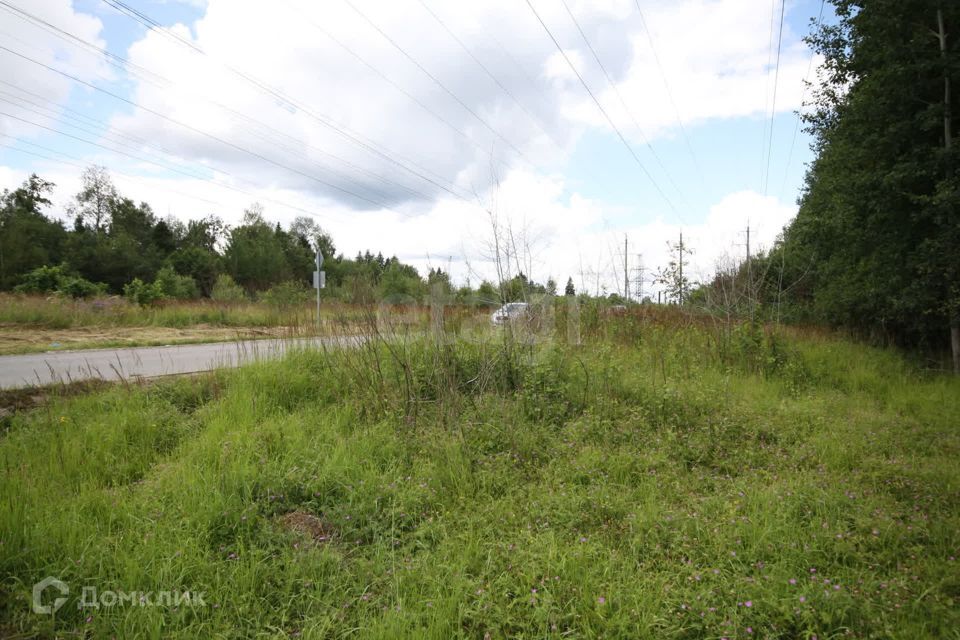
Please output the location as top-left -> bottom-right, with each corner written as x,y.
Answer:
0,165 -> 559,306
699,0 -> 958,366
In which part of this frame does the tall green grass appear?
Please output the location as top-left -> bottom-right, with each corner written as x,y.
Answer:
0,294 -> 490,336
0,293 -> 373,330
1,317 -> 958,638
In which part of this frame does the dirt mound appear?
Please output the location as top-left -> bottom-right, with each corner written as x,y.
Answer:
278,511 -> 333,545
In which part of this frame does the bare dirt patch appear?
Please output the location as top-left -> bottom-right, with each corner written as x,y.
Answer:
278,511 -> 334,546
0,379 -> 112,424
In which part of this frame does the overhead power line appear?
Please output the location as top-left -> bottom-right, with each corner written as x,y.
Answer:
0,93 -> 212,181
0,85 -> 417,208
762,0 -> 787,196
0,0 -> 170,87
633,0 -> 705,187
0,44 -> 418,213
0,133 -> 223,208
0,77 -> 422,206
280,0 -> 523,169
99,0 -> 471,201
0,118 -> 337,220
474,17 -> 560,123
558,0 -> 689,205
414,0 -> 564,152
2,0 -> 467,204
522,0 -> 682,222
779,0 -> 826,199
342,0 -> 531,164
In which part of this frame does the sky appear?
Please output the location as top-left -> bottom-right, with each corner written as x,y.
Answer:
0,0 -> 828,297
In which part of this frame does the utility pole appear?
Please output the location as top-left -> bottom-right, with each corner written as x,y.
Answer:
746,222 -> 752,310
678,231 -> 684,305
623,235 -> 629,302
315,248 -> 324,327
938,8 -> 959,373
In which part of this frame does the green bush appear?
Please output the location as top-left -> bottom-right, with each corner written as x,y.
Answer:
260,280 -> 310,308
154,266 -> 199,300
14,264 -> 106,299
13,264 -> 64,294
58,276 -> 107,300
123,278 -> 165,306
210,274 -> 246,303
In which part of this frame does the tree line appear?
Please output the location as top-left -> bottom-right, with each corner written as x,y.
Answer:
694,0 -> 958,367
0,166 -> 574,306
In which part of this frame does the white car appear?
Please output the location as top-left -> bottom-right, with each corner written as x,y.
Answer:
491,302 -> 529,326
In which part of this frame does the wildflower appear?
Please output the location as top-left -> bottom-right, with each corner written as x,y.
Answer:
744,600 -> 752,608
799,596 -> 806,603
746,627 -> 753,634
789,578 -> 797,585
597,596 -> 606,605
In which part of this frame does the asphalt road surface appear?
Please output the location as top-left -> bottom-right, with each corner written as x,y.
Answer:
0,336 -> 360,390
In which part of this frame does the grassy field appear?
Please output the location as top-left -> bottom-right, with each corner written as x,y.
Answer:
0,294 -> 444,355
1,314 -> 958,638
0,294 -> 318,329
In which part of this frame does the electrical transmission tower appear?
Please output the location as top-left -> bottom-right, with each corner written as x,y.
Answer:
633,254 -> 646,301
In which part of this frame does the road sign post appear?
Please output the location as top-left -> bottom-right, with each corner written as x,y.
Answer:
315,250 -> 324,327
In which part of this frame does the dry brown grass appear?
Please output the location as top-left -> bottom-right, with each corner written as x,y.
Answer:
0,324 -> 305,355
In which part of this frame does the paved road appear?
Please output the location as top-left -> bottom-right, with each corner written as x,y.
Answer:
0,336 -> 360,390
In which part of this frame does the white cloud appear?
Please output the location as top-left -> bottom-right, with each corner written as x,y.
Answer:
100,0 -> 817,209
0,0 -> 108,139
560,0 -> 815,138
